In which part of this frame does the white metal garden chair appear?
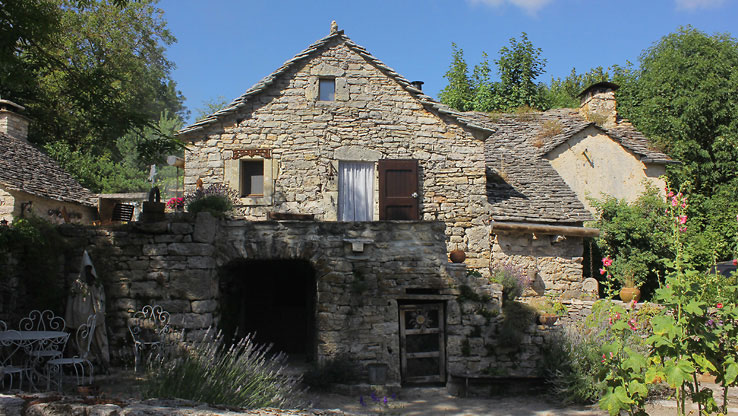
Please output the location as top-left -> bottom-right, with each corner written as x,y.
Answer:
128,305 -> 170,372
18,310 -> 68,362
0,320 -> 32,390
45,314 -> 96,391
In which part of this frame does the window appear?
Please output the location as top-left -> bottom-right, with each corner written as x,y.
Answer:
240,160 -> 264,197
338,161 -> 374,221
319,78 -> 335,101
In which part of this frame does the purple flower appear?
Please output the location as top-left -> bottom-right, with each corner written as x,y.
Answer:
359,396 -> 365,406
707,319 -> 714,327
383,396 -> 388,405
371,392 -> 378,402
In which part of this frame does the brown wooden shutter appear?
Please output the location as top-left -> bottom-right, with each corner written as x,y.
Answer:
378,159 -> 419,220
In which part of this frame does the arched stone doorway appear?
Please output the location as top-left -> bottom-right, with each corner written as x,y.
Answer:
218,259 -> 317,359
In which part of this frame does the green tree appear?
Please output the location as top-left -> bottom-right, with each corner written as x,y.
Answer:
617,26 -> 738,263
495,32 -> 547,111
545,66 -> 611,109
195,95 -> 230,121
44,110 -> 183,193
439,33 -> 548,112
591,187 -> 673,300
0,0 -> 185,152
438,43 -> 473,112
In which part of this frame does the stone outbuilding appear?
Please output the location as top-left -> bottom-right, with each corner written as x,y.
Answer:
0,99 -> 98,224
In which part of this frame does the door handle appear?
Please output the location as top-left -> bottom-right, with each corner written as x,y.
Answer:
411,192 -> 418,198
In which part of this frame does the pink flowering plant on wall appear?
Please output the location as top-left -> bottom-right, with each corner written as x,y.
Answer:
593,183 -> 738,416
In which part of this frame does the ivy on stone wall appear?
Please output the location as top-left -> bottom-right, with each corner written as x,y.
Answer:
0,217 -> 66,314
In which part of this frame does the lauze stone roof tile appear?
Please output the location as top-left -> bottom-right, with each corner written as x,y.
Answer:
0,132 -> 97,207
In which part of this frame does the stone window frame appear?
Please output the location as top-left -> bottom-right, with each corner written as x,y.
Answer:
224,153 -> 275,206
306,62 -> 348,103
318,78 -> 336,101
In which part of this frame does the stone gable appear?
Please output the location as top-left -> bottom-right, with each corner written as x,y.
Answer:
182,36 -> 492,269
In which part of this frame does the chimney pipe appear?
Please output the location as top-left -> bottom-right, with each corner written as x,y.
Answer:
0,99 -> 30,140
410,81 -> 424,91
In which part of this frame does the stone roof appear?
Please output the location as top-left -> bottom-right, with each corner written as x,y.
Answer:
177,30 -> 493,137
471,108 -> 674,224
0,132 -> 97,207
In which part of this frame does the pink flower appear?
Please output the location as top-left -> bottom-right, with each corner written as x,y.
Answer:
671,198 -> 678,207
602,257 -> 613,267
681,203 -> 687,209
599,268 -> 606,275
667,191 -> 674,198
733,259 -> 737,266
717,303 -> 723,309
679,226 -> 687,232
679,215 -> 687,224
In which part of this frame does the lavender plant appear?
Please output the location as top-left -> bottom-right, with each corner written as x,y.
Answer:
184,184 -> 238,217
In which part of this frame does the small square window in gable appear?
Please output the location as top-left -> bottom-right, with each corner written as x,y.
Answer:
319,78 -> 335,101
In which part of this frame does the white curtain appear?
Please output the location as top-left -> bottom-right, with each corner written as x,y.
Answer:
338,161 -> 374,221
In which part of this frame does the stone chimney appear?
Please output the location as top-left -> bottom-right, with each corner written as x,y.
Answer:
0,99 -> 30,140
578,82 -> 619,128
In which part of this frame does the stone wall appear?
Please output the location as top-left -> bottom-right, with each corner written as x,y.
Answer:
546,125 -> 666,215
491,231 -> 585,296
0,188 -> 97,225
36,215 -> 565,384
181,37 -> 491,271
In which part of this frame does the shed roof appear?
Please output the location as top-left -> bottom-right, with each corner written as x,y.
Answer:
176,29 -> 492,138
0,132 -> 97,207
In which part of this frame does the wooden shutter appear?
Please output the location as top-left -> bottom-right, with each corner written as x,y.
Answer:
378,159 -> 419,220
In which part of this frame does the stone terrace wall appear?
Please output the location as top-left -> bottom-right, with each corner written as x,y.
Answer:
46,215 -> 567,384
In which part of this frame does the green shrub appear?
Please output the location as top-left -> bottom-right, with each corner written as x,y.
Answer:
143,329 -> 305,409
490,264 -> 530,303
184,184 -> 237,217
542,324 -> 606,405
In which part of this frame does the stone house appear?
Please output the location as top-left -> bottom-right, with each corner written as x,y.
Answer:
0,99 -> 97,224
464,82 -> 675,292
163,24 -> 671,385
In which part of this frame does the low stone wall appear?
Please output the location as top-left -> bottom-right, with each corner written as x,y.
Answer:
3,214 -> 587,385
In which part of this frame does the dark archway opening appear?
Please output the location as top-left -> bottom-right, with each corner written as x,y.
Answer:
218,259 -> 316,359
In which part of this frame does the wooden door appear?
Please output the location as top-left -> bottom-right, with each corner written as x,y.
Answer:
399,303 -> 446,384
378,159 -> 419,220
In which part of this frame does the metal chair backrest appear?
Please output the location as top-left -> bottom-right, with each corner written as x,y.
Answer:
128,305 -> 170,345
76,314 -> 97,360
18,310 -> 66,332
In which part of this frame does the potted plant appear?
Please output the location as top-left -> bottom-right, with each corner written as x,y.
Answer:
601,257 -> 644,303
530,296 -> 567,326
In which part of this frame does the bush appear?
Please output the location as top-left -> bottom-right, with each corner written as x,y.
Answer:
142,329 -> 305,409
542,324 -> 606,405
184,184 -> 237,217
490,263 -> 530,302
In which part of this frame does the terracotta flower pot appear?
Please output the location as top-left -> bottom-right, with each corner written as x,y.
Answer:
449,249 -> 466,263
537,313 -> 559,326
619,287 -> 641,303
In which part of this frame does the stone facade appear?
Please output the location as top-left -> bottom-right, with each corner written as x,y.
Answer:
0,189 -> 97,224
491,232 -> 585,296
180,35 -> 492,271
546,125 -> 667,214
28,216 -> 562,384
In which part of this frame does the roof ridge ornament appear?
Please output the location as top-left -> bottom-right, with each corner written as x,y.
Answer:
330,20 -> 338,34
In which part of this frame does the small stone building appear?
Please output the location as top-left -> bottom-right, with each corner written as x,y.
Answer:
0,100 -> 98,224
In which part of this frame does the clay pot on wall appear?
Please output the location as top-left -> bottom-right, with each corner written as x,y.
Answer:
449,249 -> 466,263
537,313 -> 559,326
619,287 -> 641,303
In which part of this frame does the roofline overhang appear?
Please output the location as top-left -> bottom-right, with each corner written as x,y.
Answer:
492,221 -> 600,237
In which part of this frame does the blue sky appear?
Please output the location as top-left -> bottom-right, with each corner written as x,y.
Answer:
157,0 -> 738,124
